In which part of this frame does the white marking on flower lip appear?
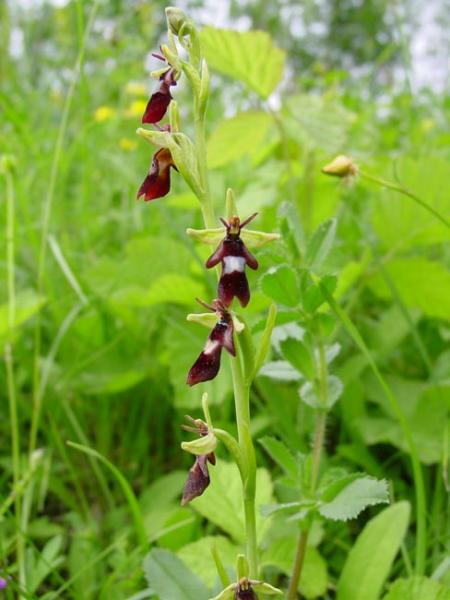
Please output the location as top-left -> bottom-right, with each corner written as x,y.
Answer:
204,339 -> 220,355
223,256 -> 246,274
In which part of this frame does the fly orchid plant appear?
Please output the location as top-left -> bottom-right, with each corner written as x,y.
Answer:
135,6 -> 280,593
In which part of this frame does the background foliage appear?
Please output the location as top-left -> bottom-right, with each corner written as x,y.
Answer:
0,0 -> 449,598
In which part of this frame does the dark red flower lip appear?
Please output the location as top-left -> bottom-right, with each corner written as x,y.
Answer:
205,215 -> 259,308
137,147 -> 175,202
142,67 -> 177,124
181,416 -> 216,505
186,299 -> 235,386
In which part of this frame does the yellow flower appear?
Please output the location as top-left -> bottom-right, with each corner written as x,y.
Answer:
94,106 -> 116,122
119,138 -> 137,152
123,100 -> 148,119
420,118 -> 434,133
125,81 -> 147,96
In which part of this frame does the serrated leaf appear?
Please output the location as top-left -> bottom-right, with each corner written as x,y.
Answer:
207,112 -> 272,169
299,375 -> 343,409
143,548 -> 209,600
260,265 -> 300,307
305,219 -> 337,271
258,360 -> 302,381
318,476 -> 389,521
280,337 -> 315,380
200,27 -> 285,98
337,502 -> 410,600
259,436 -> 298,479
383,576 -> 450,600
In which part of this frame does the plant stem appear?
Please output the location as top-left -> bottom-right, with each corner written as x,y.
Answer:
3,168 -> 25,591
190,57 -> 258,576
359,170 -> 450,229
288,334 -> 328,600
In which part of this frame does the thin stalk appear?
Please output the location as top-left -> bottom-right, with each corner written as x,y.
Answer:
287,335 -> 329,600
3,168 -> 25,591
359,170 -> 450,229
29,0 -> 101,456
189,52 -> 258,576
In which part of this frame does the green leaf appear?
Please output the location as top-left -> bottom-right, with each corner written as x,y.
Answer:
260,265 -> 300,307
258,360 -> 302,381
319,476 -> 389,521
259,436 -> 298,479
279,337 -> 315,380
0,289 -> 46,340
143,548 -> 209,600
253,303 -> 277,379
383,576 -> 450,600
305,219 -> 337,271
200,27 -> 285,98
261,537 -> 328,599
189,459 -> 273,543
207,112 -> 272,169
301,274 -> 337,313
299,375 -> 343,409
177,536 -> 238,589
337,502 -> 410,600
368,258 -> 450,321
112,274 -> 206,308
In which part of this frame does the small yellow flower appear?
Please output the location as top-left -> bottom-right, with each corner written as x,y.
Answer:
125,81 -> 147,96
420,118 -> 434,133
124,100 -> 148,119
94,106 -> 116,122
119,138 -> 137,152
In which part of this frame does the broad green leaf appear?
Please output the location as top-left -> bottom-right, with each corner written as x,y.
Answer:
143,548 -> 209,600
383,576 -> 450,600
259,436 -> 298,479
318,476 -> 389,521
200,27 -> 285,98
189,460 -> 273,543
112,274 -> 206,308
305,218 -> 337,271
207,112 -> 272,169
337,502 -> 410,600
368,258 -> 450,321
280,337 -> 315,379
258,360 -> 302,381
299,375 -> 343,409
177,536 -> 239,589
283,94 -> 355,152
0,289 -> 46,340
261,537 -> 328,599
260,265 -> 300,307
372,156 -> 450,249
301,274 -> 337,313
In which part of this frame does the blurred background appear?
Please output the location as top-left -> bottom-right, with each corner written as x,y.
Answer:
0,0 -> 449,598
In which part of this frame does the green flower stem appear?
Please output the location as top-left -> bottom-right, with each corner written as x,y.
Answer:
189,47 -> 259,577
3,167 -> 25,592
288,336 -> 329,600
359,170 -> 450,229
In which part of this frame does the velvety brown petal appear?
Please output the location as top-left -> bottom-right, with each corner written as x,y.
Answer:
141,89 -> 172,124
137,148 -> 174,202
181,455 -> 211,505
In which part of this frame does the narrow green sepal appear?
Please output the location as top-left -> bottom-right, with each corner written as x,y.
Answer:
186,312 -> 217,328
198,59 -> 210,117
208,585 -> 235,600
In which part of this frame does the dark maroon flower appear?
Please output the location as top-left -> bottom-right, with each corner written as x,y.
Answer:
206,214 -> 259,308
187,299 -> 235,386
137,147 -> 176,201
181,416 -> 216,505
142,67 -> 177,124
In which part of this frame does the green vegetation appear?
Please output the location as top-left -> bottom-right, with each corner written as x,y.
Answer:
0,1 -> 449,598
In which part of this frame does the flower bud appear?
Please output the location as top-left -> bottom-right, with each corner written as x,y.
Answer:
322,155 -> 358,179
165,7 -> 191,35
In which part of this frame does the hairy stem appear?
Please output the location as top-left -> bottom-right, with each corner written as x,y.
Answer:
288,335 -> 328,599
